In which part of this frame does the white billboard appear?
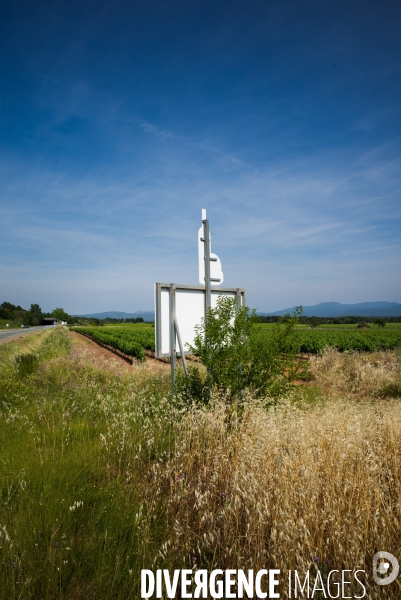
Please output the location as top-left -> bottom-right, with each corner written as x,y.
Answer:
155,283 -> 246,358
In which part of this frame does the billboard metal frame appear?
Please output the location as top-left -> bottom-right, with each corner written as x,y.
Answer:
154,212 -> 245,392
154,282 -> 246,359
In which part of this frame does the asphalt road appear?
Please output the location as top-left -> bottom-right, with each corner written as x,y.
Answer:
0,325 -> 53,345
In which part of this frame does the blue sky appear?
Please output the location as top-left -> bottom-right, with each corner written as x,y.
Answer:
1,0 -> 400,314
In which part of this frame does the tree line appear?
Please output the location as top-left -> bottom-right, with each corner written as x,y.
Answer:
0,302 -> 75,326
0,302 -> 148,327
78,317 -> 145,325
256,314 -> 400,326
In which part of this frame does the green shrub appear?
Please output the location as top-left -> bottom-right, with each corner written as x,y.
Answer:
186,297 -> 306,403
14,353 -> 39,377
176,364 -> 209,405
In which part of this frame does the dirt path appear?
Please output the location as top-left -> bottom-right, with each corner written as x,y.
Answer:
69,331 -> 170,373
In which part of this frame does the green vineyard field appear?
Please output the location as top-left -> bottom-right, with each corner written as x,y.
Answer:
71,325 -> 155,361
291,329 -> 401,353
71,324 -> 401,358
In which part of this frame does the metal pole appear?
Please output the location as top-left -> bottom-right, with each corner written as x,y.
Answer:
236,288 -> 243,402
203,217 -> 212,394
174,315 -> 188,377
169,284 -> 176,393
203,218 -> 211,315
236,288 -> 242,313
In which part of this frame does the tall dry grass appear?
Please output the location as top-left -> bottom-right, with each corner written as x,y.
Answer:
309,347 -> 401,398
157,353 -> 401,597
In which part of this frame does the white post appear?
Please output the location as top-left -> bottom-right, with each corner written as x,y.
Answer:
169,284 -> 176,392
202,212 -> 211,316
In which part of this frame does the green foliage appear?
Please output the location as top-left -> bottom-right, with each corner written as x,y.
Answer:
27,303 -> 44,326
176,365 -> 209,404
122,317 -> 145,323
292,329 -> 401,353
0,332 -> 172,600
51,307 -> 75,324
260,314 -> 401,326
0,301 -> 18,310
0,301 -> 27,324
187,297 -> 305,403
71,326 -> 155,360
14,353 -> 39,377
373,317 -> 386,328
308,316 -> 321,329
0,301 -> 77,326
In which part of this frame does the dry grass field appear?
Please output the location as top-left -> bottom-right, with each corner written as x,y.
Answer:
159,350 -> 401,598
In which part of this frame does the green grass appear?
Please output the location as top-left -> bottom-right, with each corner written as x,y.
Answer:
1,328 -> 401,598
0,328 -> 67,374
0,320 -> 23,330
0,328 -> 172,599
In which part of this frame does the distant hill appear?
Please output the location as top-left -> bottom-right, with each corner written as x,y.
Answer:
259,301 -> 401,318
77,311 -> 155,321
77,302 -> 401,321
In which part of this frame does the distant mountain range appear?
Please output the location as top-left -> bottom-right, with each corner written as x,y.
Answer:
259,301 -> 401,318
77,310 -> 155,321
78,302 -> 401,321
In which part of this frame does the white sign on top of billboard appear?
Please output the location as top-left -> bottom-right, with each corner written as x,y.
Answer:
198,209 -> 223,285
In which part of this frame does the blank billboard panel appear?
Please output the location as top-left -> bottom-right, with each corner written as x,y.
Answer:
154,283 -> 246,358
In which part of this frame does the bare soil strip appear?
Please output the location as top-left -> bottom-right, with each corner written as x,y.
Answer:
69,331 -> 170,372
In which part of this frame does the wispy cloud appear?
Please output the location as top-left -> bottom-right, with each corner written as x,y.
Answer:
347,193 -> 397,206
139,119 -> 254,169
1,132 -> 400,313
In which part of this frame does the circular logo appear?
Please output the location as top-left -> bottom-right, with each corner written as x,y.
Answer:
373,552 -> 399,585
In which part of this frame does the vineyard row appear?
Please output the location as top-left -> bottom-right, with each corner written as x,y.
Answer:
71,326 -> 401,359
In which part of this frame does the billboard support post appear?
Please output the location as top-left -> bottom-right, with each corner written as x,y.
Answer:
203,217 -> 211,315
169,284 -> 177,392
169,284 -> 189,392
174,315 -> 188,377
202,216 -> 211,386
